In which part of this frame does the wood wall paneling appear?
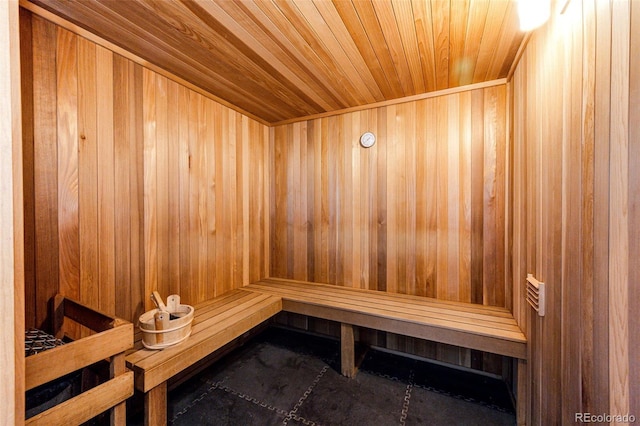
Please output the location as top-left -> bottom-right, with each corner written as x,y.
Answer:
55,25 -> 79,316
32,14 -> 59,330
21,9 -> 270,325
270,86 -> 507,303
628,0 -> 640,420
270,86 -> 509,372
511,0 -> 638,421
77,35 -> 99,324
20,7 -> 35,330
609,0 -> 630,418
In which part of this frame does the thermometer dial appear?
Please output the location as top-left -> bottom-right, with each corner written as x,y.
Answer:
360,132 -> 376,148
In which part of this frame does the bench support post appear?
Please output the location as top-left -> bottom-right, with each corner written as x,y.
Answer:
145,382 -> 167,426
340,323 -> 356,378
109,353 -> 127,425
516,359 -> 527,425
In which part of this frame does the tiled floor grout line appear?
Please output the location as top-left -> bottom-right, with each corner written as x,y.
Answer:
170,381 -> 225,424
170,378 -> 291,424
170,370 -> 330,425
161,332 -> 514,425
399,370 -> 415,426
360,362 -> 516,416
282,365 -> 329,426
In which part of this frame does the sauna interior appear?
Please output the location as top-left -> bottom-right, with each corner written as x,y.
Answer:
1,0 -> 638,424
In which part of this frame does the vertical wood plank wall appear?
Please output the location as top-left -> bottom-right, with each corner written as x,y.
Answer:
2,0 -> 24,422
270,85 -> 509,372
511,0 -> 639,423
20,10 -> 270,327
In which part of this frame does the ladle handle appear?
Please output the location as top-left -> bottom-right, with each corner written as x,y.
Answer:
151,291 -> 168,312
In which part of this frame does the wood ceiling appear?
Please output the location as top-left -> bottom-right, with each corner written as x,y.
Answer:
27,0 -> 527,124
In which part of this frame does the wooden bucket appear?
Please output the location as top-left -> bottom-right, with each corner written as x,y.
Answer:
139,303 -> 194,349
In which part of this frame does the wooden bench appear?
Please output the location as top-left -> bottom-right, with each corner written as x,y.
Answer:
125,289 -> 282,425
126,279 -> 527,425
245,278 -> 527,422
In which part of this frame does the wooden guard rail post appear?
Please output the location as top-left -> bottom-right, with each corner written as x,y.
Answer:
25,295 -> 134,426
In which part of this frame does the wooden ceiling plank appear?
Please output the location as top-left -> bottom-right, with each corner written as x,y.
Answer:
448,0 -> 470,87
213,0 -> 344,111
391,0 -> 427,93
269,0 -> 362,106
174,1 -> 327,117
292,0 -> 379,105
255,0 -> 360,108
461,0 -> 490,86
21,0 -> 273,124
412,0 -> 437,92
313,0 -> 385,102
190,0 -> 335,112
25,0 -> 527,123
430,0 -> 451,90
33,0 -> 290,121
96,0 -> 272,98
472,0 -> 509,83
485,1 -> 525,79
350,0 -> 405,99
372,0 -> 415,96
133,0 -> 322,118
235,0 -> 349,111
331,0 -> 395,99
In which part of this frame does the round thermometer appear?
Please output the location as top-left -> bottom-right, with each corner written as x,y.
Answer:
360,132 -> 376,148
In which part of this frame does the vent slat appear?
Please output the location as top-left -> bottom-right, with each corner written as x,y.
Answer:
526,274 -> 545,317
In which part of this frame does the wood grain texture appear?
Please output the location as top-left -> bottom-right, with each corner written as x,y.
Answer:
26,0 -> 527,123
628,1 -> 640,420
270,86 -> 507,303
1,0 -> 24,422
55,27 -> 79,309
96,45 -> 115,316
77,35 -> 98,329
25,371 -> 133,426
510,0 -> 638,421
21,13 -> 270,324
608,0 -> 630,418
31,14 -> 59,330
127,291 -> 282,392
270,85 -> 508,372
20,7 -> 35,334
248,279 -> 526,359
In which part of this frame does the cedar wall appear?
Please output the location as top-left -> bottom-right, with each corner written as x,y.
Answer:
20,10 -> 270,328
511,0 -> 639,424
270,85 -> 510,373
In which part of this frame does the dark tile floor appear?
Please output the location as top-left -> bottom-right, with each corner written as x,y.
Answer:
129,327 -> 516,426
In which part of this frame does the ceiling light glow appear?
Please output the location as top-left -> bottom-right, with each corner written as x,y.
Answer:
517,0 -> 551,32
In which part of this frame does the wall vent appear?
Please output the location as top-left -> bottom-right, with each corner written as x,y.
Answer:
526,274 -> 545,317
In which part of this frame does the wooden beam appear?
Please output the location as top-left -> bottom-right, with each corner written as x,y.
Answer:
272,79 -> 507,126
0,0 -> 24,423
